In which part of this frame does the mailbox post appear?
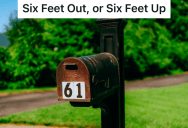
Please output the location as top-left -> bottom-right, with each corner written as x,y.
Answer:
56,19 -> 125,128
95,19 -> 126,128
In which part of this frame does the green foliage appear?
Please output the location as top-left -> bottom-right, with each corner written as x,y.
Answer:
4,19 -> 47,89
156,0 -> 188,42
3,19 -> 99,89
124,20 -> 170,79
4,10 -> 22,47
123,0 -> 188,80
0,46 -> 12,89
1,0 -> 188,89
124,18 -> 188,79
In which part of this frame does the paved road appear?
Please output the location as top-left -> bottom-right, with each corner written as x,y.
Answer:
125,74 -> 188,91
0,91 -> 66,117
1,74 -> 188,117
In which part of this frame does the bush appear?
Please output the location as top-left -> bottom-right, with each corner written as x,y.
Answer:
2,8 -> 188,89
124,19 -> 188,80
0,46 -> 12,89
4,19 -> 99,89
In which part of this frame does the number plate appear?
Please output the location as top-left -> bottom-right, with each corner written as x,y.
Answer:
62,82 -> 85,99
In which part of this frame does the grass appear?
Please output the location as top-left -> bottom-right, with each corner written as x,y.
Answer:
0,102 -> 101,128
0,87 -> 57,96
1,83 -> 188,127
125,83 -> 188,128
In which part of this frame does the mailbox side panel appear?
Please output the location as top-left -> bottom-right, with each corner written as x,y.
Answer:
56,58 -> 91,102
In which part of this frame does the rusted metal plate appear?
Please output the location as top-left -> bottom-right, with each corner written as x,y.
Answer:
56,57 -> 91,102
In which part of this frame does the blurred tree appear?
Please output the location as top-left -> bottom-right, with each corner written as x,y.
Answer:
4,18 -> 100,89
33,19 -> 99,87
4,10 -> 23,47
155,0 -> 188,42
6,19 -> 46,89
123,16 -> 188,80
124,20 -> 173,79
0,46 -> 12,89
2,0 -> 188,89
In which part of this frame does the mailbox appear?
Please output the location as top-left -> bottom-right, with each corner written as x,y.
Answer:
56,52 -> 120,106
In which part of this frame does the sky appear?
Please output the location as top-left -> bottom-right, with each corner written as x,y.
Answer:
0,0 -> 17,33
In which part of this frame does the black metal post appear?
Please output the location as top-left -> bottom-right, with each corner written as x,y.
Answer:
95,19 -> 126,128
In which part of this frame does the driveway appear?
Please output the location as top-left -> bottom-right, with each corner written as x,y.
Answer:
125,73 -> 188,91
0,91 -> 66,117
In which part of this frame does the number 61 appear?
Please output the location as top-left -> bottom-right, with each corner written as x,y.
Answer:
62,82 -> 85,99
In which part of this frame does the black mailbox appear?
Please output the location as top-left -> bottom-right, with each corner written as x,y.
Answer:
56,52 -> 120,106
56,19 -> 125,127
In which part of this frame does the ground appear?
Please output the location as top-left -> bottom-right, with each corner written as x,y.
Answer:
1,73 -> 188,128
0,123 -> 68,128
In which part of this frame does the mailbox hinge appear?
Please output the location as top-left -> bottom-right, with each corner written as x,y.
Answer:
92,75 -> 109,88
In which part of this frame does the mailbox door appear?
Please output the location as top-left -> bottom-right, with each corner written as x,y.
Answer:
56,57 -> 91,102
